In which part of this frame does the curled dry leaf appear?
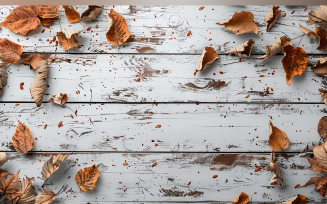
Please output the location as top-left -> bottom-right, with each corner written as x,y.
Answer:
306,5 -> 327,31
0,152 -> 6,167
75,164 -> 100,193
12,121 -> 34,154
217,11 -> 258,35
21,54 -> 49,107
265,6 -> 281,32
282,45 -> 308,86
281,194 -> 308,204
265,151 -> 284,189
47,93 -> 68,105
62,5 -> 81,23
35,189 -> 56,204
57,29 -> 81,51
268,121 -> 289,151
39,17 -> 58,28
106,9 -> 131,45
230,192 -> 249,204
194,47 -> 219,76
254,36 -> 292,60
81,6 -> 103,22
316,26 -> 327,51
318,116 -> 327,137
0,58 -> 7,95
225,39 -> 254,58
311,57 -> 327,76
0,170 -> 20,200
299,23 -> 317,39
12,177 -> 36,204
303,174 -> 327,197
41,154 -> 69,180
0,38 -> 24,64
319,89 -> 327,106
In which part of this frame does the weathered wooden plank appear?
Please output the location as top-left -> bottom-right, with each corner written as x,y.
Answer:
0,103 -> 324,152
0,5 -> 323,54
0,152 -> 323,203
1,54 -> 326,103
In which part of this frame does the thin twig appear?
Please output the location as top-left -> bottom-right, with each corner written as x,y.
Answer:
79,22 -> 86,30
296,34 -> 305,47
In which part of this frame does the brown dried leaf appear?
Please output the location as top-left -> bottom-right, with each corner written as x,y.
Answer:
281,194 -> 308,204
0,38 -> 23,64
57,29 -> 81,51
41,154 -> 69,181
0,58 -> 7,95
230,192 -> 249,204
81,6 -> 103,22
303,175 -> 327,197
299,23 -> 317,39
225,39 -> 254,58
47,93 -> 67,105
0,152 -> 6,167
39,17 -> 58,28
75,164 -> 100,193
306,155 -> 327,173
21,54 -> 49,107
311,140 -> 327,170
194,47 -> 219,76
319,89 -> 327,106
318,116 -> 327,137
217,11 -> 258,35
311,57 -> 327,76
265,6 -> 281,32
0,170 -> 20,200
316,26 -> 327,51
62,5 -> 81,23
12,121 -> 34,154
282,45 -> 308,86
268,121 -> 289,151
12,177 -> 36,204
35,189 -> 56,204
306,5 -> 327,31
254,36 -> 292,60
265,151 -> 284,188
106,9 -> 131,45
37,6 -> 60,19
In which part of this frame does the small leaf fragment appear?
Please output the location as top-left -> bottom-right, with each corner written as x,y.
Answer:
254,36 -> 292,60
47,93 -> 67,105
57,29 -> 81,51
35,189 -> 56,204
265,151 -> 284,188
316,26 -> 327,51
281,194 -> 308,204
318,116 -> 327,137
0,153 -> 6,167
265,6 -> 281,32
299,23 -> 317,39
41,154 -> 69,181
62,5 -> 81,23
225,39 -> 254,58
303,175 -> 327,197
230,192 -> 249,204
311,57 -> 327,76
12,121 -> 34,154
81,6 -> 103,22
217,11 -> 258,35
75,164 -> 100,193
194,47 -> 219,76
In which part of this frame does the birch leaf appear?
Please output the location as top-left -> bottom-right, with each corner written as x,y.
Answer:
75,164 -> 100,193
318,116 -> 327,137
303,175 -> 327,197
281,194 -> 308,204
194,47 -> 219,76
62,5 -> 80,23
230,192 -> 249,204
311,57 -> 327,76
57,29 -> 81,51
316,26 -> 327,51
254,36 -> 292,60
106,9 -> 131,45
265,151 -> 284,188
299,23 -> 317,39
268,121 -> 289,151
47,93 -> 68,105
265,6 -> 281,32
12,177 -> 36,204
35,189 -> 56,204
0,38 -> 23,64
21,54 -> 49,107
282,45 -> 308,86
217,11 -> 258,35
0,170 -> 20,200
12,121 -> 34,154
319,89 -> 327,106
81,6 -> 103,22
41,154 -> 69,181
225,39 -> 254,58
0,152 -> 6,167
306,5 -> 327,31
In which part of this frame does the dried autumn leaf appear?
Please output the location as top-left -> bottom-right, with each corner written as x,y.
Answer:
37,6 -> 60,19
265,6 -> 281,32
21,54 -> 49,107
12,121 -> 34,154
106,9 -> 131,45
47,93 -> 68,105
41,154 -> 69,181
0,6 -> 40,35
57,29 -> 81,51
217,11 -> 258,35
225,39 -> 254,58
316,26 -> 327,51
194,47 -> 219,76
0,58 -> 7,95
0,170 -> 20,200
81,6 -> 103,22
308,138 -> 327,172
0,38 -> 24,64
62,5 -> 81,23
268,121 -> 289,151
303,174 -> 327,197
265,151 -> 284,188
306,155 -> 327,173
12,177 -> 36,204
306,5 -> 327,31
281,194 -> 308,204
318,116 -> 327,137
311,57 -> 327,76
39,17 -> 58,28
230,192 -> 249,204
35,189 -> 56,204
299,23 -> 317,39
254,36 -> 292,60
282,45 -> 308,86
319,89 -> 327,106
0,152 -> 6,167
75,164 -> 100,193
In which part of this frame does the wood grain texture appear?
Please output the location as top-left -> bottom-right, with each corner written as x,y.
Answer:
1,54 -> 327,103
0,152 -> 324,203
0,5 -> 324,54
0,103 -> 324,152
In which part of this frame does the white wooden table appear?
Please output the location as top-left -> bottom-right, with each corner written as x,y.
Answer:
0,5 -> 326,203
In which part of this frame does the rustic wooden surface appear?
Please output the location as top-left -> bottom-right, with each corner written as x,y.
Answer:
0,5 -> 326,203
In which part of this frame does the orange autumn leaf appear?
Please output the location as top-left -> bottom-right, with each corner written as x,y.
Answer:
194,47 -> 219,76
106,9 -> 131,45
268,121 -> 289,151
62,5 -> 81,23
75,164 -> 100,193
12,121 -> 34,154
47,93 -> 68,105
0,170 -> 20,201
230,192 -> 249,204
39,17 -> 58,28
80,6 -> 103,22
265,6 -> 281,32
37,6 -> 60,19
217,11 -> 258,35
316,26 -> 327,51
0,38 -> 23,64
57,29 -> 81,51
282,45 -> 308,86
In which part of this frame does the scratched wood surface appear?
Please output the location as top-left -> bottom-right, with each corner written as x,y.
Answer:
0,5 -> 327,203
